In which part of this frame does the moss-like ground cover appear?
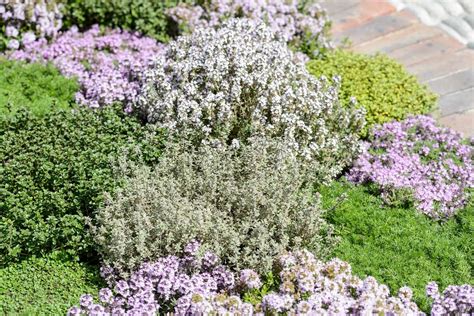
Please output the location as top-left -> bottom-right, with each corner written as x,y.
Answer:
321,180 -> 473,311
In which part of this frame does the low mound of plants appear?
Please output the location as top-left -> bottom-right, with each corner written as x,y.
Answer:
0,106 -> 165,265
136,19 -> 364,184
92,138 -> 335,274
0,58 -> 78,117
0,252 -> 103,315
70,241 -> 427,315
61,0 -> 188,43
9,25 -> 164,109
167,0 -> 333,58
306,50 -> 437,134
348,115 -> 473,219
321,180 -> 473,311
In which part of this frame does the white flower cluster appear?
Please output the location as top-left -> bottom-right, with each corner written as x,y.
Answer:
135,19 -> 365,183
1,0 -> 63,50
166,0 -> 333,57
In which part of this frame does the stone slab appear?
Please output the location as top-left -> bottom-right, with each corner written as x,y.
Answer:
427,68 -> 474,96
390,0 -> 474,46
333,10 -> 418,46
330,0 -> 396,34
438,109 -> 474,137
388,33 -> 464,66
406,49 -> 474,82
439,87 -> 474,115
353,22 -> 443,54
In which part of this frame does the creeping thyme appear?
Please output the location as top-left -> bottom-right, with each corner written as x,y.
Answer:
0,0 -> 63,50
8,25 -> 165,110
70,243 -> 471,315
348,115 -> 473,219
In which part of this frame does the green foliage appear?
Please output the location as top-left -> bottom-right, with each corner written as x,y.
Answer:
242,272 -> 278,306
321,180 -> 473,312
62,0 -> 193,42
0,253 -> 103,315
93,138 -> 336,274
307,50 -> 437,134
0,58 -> 79,117
0,106 -> 166,266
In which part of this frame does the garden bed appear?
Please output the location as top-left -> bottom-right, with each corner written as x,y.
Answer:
0,1 -> 472,315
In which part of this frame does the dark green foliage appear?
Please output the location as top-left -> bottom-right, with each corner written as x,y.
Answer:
0,58 -> 79,117
0,106 -> 166,266
321,180 -> 473,312
62,0 -> 193,42
307,50 -> 437,134
0,252 -> 103,315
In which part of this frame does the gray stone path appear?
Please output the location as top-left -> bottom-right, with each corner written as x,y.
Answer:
321,0 -> 474,137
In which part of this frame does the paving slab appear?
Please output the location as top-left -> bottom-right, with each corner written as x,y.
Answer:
329,0 -> 396,34
426,68 -> 474,96
406,49 -> 474,82
330,0 -> 474,136
320,0 -> 360,18
352,22 -> 443,54
333,10 -> 418,45
438,109 -> 474,137
439,88 -> 474,116
389,33 -> 464,66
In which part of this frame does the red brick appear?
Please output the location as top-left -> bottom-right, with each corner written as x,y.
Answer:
331,0 -> 397,34
352,22 -> 443,54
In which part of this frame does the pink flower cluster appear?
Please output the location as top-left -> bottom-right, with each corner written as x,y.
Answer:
1,0 -> 63,50
68,241 -> 254,315
348,115 -> 473,220
71,242 -> 474,315
8,25 -> 165,110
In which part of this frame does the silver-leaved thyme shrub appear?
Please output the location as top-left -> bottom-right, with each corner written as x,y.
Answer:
92,137 -> 336,274
135,19 -> 365,184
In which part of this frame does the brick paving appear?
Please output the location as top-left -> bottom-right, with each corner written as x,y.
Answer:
321,0 -> 474,137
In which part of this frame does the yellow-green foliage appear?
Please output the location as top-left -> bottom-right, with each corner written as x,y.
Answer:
307,50 -> 437,134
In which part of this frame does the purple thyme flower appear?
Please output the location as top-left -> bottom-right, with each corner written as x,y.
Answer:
239,269 -> 262,290
8,25 -> 165,109
348,115 -> 473,220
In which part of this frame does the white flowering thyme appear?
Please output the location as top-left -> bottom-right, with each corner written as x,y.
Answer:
135,19 -> 365,183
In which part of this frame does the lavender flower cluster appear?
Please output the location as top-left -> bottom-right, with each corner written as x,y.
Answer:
426,282 -> 473,315
167,0 -> 333,58
0,0 -> 63,50
348,115 -> 473,220
8,25 -> 164,109
71,242 -> 457,315
68,241 -> 252,315
136,19 -> 364,183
